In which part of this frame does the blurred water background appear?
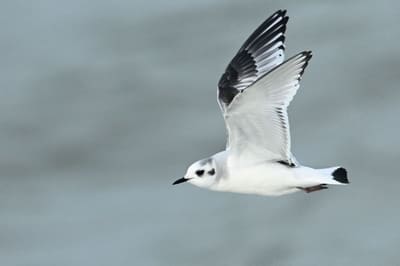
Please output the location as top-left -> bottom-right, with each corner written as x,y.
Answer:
1,0 -> 400,265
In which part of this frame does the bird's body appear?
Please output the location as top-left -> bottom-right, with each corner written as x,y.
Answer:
189,151 -> 345,196
173,10 -> 349,196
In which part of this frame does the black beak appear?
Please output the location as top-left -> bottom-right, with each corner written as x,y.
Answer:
172,177 -> 189,185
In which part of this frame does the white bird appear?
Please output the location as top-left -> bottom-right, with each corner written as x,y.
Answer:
173,10 -> 349,196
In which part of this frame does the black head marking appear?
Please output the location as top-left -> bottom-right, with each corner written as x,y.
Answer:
195,170 -> 204,177
208,169 -> 215,175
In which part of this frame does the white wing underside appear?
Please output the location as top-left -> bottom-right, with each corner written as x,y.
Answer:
224,52 -> 311,166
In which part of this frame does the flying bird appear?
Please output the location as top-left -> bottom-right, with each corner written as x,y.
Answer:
173,10 -> 349,196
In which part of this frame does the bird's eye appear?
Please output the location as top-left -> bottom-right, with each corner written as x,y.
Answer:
208,169 -> 215,175
195,170 -> 204,177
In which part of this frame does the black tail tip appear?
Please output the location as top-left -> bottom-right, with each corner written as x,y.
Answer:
332,167 -> 349,184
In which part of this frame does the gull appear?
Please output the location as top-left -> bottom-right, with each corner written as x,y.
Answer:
173,10 -> 349,196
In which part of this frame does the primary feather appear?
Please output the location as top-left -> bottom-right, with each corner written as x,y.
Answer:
218,10 -> 288,110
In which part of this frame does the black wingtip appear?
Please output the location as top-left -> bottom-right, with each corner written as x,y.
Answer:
332,167 -> 349,184
239,9 -> 289,51
281,10 -> 289,25
301,51 -> 313,61
276,9 -> 287,17
298,51 -> 313,77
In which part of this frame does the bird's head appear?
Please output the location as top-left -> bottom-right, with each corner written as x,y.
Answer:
173,158 -> 217,188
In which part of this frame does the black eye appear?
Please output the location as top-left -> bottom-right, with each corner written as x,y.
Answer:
208,169 -> 215,175
195,170 -> 204,177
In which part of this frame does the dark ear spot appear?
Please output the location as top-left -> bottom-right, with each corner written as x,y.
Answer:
195,170 -> 204,177
208,169 -> 215,175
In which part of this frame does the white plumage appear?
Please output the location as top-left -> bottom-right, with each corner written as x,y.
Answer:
225,52 -> 310,167
173,10 -> 349,196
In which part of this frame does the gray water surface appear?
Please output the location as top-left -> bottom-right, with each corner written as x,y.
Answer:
1,0 -> 400,265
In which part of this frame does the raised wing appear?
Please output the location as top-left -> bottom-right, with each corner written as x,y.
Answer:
218,10 -> 288,110
225,52 -> 312,166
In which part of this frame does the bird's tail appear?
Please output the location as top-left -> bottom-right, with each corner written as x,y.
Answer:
296,166 -> 349,193
316,166 -> 349,185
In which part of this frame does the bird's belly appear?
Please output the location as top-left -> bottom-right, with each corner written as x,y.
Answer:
214,164 -> 299,196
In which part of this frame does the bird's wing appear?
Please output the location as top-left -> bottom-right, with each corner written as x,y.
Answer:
218,10 -> 288,111
224,52 -> 312,166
